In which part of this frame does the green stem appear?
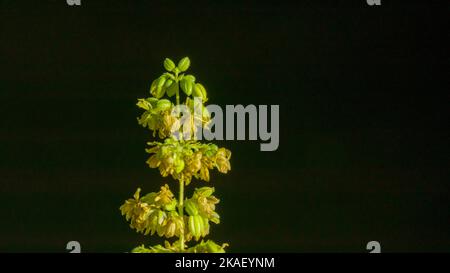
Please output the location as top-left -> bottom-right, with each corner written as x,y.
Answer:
175,71 -> 180,106
175,82 -> 184,141
176,89 -> 180,106
178,179 -> 185,251
175,73 -> 185,251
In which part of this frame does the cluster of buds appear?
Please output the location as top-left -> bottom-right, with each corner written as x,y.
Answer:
150,57 -> 208,103
120,185 -> 183,238
136,98 -> 180,139
146,138 -> 231,185
184,187 -> 220,241
137,97 -> 211,140
120,186 -> 224,249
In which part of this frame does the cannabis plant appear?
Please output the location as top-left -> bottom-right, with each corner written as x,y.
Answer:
120,57 -> 231,253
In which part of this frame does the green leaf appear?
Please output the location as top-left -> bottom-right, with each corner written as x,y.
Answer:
163,72 -> 175,80
177,57 -> 190,72
192,84 -> 202,98
164,79 -> 174,89
149,79 -> 158,95
141,192 -> 158,204
164,199 -> 177,211
166,81 -> 179,97
204,144 -> 218,157
184,74 -> 196,82
174,157 -> 185,173
146,97 -> 159,104
145,97 -> 159,110
180,78 -> 193,96
195,187 -> 214,197
163,58 -> 176,72
156,99 -> 172,111
196,83 -> 208,102
155,87 -> 165,99
157,75 -> 167,89
154,76 -> 167,98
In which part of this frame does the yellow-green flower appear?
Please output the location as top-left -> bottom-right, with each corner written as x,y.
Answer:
159,110 -> 180,138
197,150 -> 215,182
215,148 -> 231,173
154,184 -> 174,206
146,154 -> 161,168
187,187 -> 221,224
197,195 -> 220,223
198,165 -> 210,182
119,188 -> 153,233
157,211 -> 184,238
174,151 -> 202,185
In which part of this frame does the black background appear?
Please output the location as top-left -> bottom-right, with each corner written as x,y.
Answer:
0,0 -> 448,252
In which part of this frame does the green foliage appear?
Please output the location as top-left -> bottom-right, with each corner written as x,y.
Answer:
177,57 -> 191,72
120,57 -> 231,253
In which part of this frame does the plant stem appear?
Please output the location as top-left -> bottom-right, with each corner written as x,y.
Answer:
176,91 -> 180,107
175,71 -> 180,106
175,74 -> 185,251
175,84 -> 184,142
178,179 -> 185,251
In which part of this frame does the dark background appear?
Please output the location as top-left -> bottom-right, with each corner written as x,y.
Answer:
0,1 -> 448,252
